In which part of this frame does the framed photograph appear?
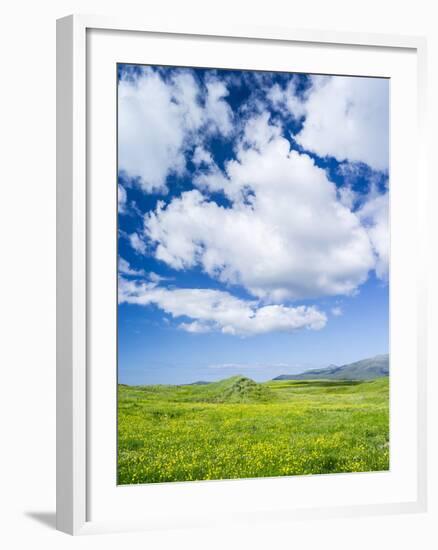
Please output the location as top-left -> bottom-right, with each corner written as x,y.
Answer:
57,15 -> 427,535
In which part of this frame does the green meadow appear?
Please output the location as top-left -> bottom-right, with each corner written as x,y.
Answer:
118,376 -> 389,485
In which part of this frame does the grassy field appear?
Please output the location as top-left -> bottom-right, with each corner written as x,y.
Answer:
118,375 -> 389,485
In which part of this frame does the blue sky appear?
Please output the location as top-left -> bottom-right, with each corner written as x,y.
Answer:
117,64 -> 389,385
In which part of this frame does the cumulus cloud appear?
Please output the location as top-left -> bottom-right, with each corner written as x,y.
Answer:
144,113 -> 376,301
337,185 -> 357,210
192,145 -> 213,167
119,69 -> 389,332
118,68 -> 233,193
358,191 -> 389,279
128,232 -> 147,254
118,277 -> 327,336
267,77 -> 307,120
294,76 -> 389,171
204,78 -> 234,136
242,111 -> 281,152
118,69 -> 186,193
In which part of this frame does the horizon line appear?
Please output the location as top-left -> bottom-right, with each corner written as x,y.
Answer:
118,352 -> 389,387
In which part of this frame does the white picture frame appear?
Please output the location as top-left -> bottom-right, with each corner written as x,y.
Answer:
56,14 -> 428,535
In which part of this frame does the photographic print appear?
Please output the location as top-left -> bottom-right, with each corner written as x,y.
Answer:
117,64 -> 389,485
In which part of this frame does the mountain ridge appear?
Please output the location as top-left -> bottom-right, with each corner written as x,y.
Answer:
273,354 -> 389,381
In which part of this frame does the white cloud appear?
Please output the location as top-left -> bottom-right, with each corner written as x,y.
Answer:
118,277 -> 327,336
331,306 -> 343,317
118,261 -> 173,283
208,362 -> 254,369
358,191 -> 389,279
128,232 -> 147,254
118,68 -> 233,193
294,76 -> 389,171
148,271 -> 174,284
118,257 -> 145,277
337,185 -> 357,210
192,145 -> 213,167
118,69 -> 186,193
204,78 -> 234,136
179,320 -> 213,334
171,71 -> 204,131
144,113 -> 376,301
118,184 -> 127,214
193,161 -> 231,197
267,77 -> 307,120
242,111 -> 281,151
207,361 -> 310,373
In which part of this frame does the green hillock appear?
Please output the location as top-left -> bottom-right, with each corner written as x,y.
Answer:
208,375 -> 273,403
174,375 -> 274,403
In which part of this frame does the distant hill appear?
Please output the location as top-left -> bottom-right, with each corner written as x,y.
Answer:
273,354 -> 389,381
